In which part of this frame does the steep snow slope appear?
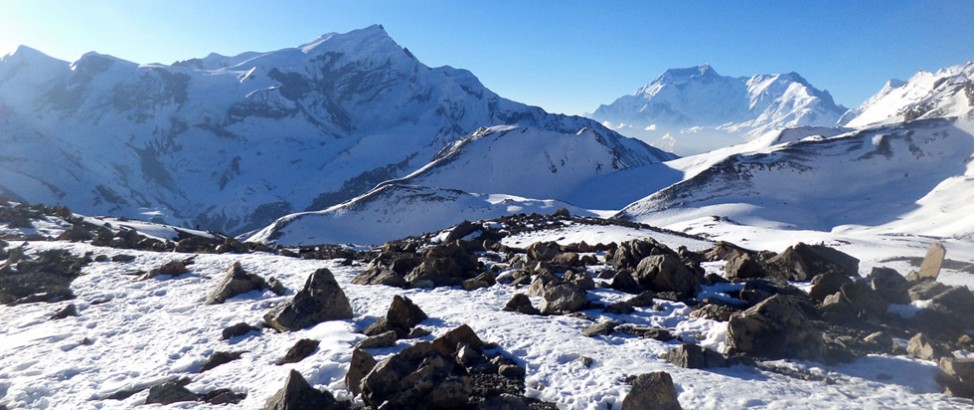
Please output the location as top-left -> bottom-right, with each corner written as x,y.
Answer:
842,62 -> 973,128
590,65 -> 846,155
0,26 -> 666,234
248,184 -> 599,246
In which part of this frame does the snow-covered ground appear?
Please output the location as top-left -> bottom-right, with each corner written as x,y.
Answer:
1,235 -> 969,409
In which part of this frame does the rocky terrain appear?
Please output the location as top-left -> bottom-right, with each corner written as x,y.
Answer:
0,199 -> 971,409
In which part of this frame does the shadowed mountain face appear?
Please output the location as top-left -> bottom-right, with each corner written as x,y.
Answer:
0,25 -> 670,234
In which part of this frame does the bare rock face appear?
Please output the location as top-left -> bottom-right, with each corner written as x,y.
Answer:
264,268 -> 353,332
633,254 -> 700,297
763,243 -> 859,282
263,369 -> 342,410
205,261 -> 272,304
621,371 -> 682,410
918,242 -> 946,280
727,294 -> 825,362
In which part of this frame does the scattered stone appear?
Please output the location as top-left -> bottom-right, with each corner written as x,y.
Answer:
277,339 -> 319,365
502,293 -> 540,315
621,371 -> 682,410
222,322 -> 260,340
908,281 -> 949,302
50,303 -> 78,320
346,348 -> 378,396
540,283 -> 587,314
936,357 -> 973,399
689,304 -> 738,322
432,324 -> 485,356
633,254 -> 700,297
263,369 -> 343,410
610,270 -> 644,294
264,268 -> 353,332
527,241 -> 561,262
356,330 -> 398,349
267,277 -> 287,296
479,393 -> 530,410
576,356 -> 594,367
763,243 -> 859,282
360,342 -> 472,408
145,381 -> 198,405
663,343 -> 727,369
142,258 -> 192,280
702,241 -> 754,262
604,301 -> 636,314
199,351 -> 243,373
111,254 -> 136,262
582,321 -> 619,337
808,273 -> 853,303
918,242 -> 946,280
724,253 -> 766,282
906,333 -> 948,361
387,295 -> 429,335
201,389 -> 247,405
463,271 -> 497,290
564,270 -> 595,291
625,290 -> 656,308
205,261 -> 270,304
866,267 -> 910,304
727,294 -> 826,362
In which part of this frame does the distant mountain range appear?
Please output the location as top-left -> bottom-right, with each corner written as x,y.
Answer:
0,25 -> 668,234
589,64 -> 849,155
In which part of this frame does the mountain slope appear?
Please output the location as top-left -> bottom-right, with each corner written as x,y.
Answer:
617,117 -> 974,237
841,61 -> 973,128
590,65 -> 847,155
247,184 -> 599,246
0,25 -> 665,234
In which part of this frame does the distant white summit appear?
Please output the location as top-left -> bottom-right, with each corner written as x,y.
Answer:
590,65 -> 847,155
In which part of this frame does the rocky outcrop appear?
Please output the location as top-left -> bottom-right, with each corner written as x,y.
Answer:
633,254 -> 700,297
264,268 -> 353,332
727,294 -> 826,362
763,243 -> 858,282
360,341 -> 472,408
0,248 -> 90,305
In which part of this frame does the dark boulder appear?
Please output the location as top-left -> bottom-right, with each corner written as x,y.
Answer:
263,369 -> 343,410
264,268 -> 353,332
808,273 -> 853,303
360,342 -> 472,409
663,343 -> 727,369
277,339 -> 320,365
727,294 -> 826,362
356,330 -> 397,349
199,351 -> 243,373
582,321 -> 619,337
502,294 -> 540,315
346,348 -> 377,397
621,371 -> 682,410
633,254 -> 700,297
936,357 -> 974,399
145,381 -> 198,405
205,261 -> 270,304
866,267 -> 910,304
763,243 -> 859,282
723,253 -> 766,282
539,283 -> 587,314
222,322 -> 260,340
50,303 -> 78,320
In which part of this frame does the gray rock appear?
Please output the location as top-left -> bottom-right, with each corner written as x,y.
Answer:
866,267 -> 910,304
360,342 -> 471,409
565,270 -> 595,291
277,338 -> 319,365
634,254 -> 700,297
621,371 -> 682,410
222,322 -> 260,340
263,369 -> 341,410
386,295 -> 428,336
356,330 -> 397,349
727,294 -> 826,362
502,293 -> 540,315
663,343 -> 727,369
723,253 -> 766,282
918,242 -> 946,280
908,281 -> 949,301
345,348 -> 377,397
763,243 -> 858,282
906,333 -> 948,361
145,382 -> 198,405
582,321 -> 619,337
264,268 -> 353,332
432,324 -> 485,356
462,271 -> 497,290
808,273 -> 853,303
937,357 -> 973,399
540,283 -> 587,314
205,262 -> 269,304
199,351 -> 243,373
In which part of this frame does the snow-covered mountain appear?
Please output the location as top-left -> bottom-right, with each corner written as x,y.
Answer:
0,25 -> 668,234
248,183 -> 598,246
590,65 -> 847,155
840,62 -> 974,128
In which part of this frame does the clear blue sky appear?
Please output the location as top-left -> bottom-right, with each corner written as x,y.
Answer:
2,1 -> 972,115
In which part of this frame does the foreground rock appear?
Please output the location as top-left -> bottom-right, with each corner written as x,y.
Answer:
763,243 -> 859,281
727,294 -> 826,362
621,372 -> 682,410
936,357 -> 973,399
264,268 -> 353,332
264,369 -> 345,410
0,249 -> 89,305
363,295 -> 428,338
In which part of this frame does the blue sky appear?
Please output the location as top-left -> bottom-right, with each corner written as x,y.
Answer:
2,1 -> 972,115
